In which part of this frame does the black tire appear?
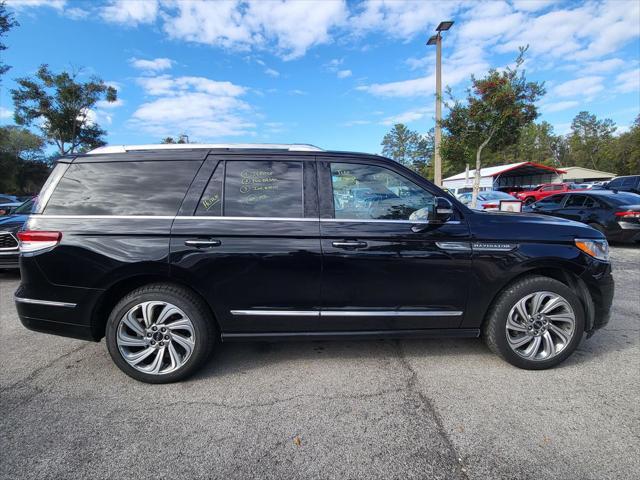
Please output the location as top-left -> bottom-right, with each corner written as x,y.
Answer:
105,283 -> 215,383
524,197 -> 536,205
482,275 -> 585,370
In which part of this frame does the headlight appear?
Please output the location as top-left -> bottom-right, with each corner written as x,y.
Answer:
575,238 -> 610,262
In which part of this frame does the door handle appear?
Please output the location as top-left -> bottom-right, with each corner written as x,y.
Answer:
184,239 -> 222,248
332,241 -> 368,249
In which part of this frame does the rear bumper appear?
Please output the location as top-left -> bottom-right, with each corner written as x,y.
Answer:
609,222 -> 640,243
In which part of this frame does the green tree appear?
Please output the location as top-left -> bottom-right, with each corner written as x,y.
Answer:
381,123 -> 433,177
440,47 -> 545,206
0,1 -> 18,80
161,134 -> 189,144
0,126 -> 45,193
11,65 -> 117,155
609,115 -> 640,175
567,111 -> 617,171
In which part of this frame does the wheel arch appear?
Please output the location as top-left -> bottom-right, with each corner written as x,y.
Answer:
91,274 -> 221,340
479,265 -> 595,333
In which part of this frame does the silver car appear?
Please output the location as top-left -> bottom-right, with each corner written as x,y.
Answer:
458,190 -> 520,211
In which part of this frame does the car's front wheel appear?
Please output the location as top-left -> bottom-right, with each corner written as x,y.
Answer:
106,283 -> 215,383
483,276 -> 585,369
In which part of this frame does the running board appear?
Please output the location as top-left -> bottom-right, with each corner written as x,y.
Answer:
221,329 -> 480,342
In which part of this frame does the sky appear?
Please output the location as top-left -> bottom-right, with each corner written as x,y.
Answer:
1,0 -> 639,155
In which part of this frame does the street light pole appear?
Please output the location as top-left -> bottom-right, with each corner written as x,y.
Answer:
427,21 -> 453,187
434,32 -> 442,187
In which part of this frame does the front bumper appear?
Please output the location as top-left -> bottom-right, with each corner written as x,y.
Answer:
580,262 -> 614,332
0,250 -> 19,269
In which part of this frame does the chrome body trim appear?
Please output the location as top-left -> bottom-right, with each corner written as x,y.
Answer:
230,310 -> 320,317
230,309 -> 462,317
14,296 -> 77,308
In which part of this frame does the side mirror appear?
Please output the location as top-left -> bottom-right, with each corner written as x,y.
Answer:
434,196 -> 454,222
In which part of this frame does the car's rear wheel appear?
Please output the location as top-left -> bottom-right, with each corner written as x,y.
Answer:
106,283 -> 215,383
483,275 -> 584,369
524,197 -> 536,205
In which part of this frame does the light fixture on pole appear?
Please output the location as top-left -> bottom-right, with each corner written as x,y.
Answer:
426,20 -> 454,187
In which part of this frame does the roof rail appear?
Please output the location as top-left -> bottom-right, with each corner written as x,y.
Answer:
87,143 -> 324,155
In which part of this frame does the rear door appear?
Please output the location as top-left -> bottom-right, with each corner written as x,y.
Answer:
317,157 -> 472,331
170,154 -> 322,335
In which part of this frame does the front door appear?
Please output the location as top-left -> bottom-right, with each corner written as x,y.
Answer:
317,158 -> 472,331
170,155 -> 322,335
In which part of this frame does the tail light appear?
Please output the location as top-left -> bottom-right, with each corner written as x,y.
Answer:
17,231 -> 62,253
615,211 -> 640,219
482,203 -> 498,209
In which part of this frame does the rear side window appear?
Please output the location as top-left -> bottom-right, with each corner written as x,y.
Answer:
223,160 -> 303,218
44,161 -> 201,216
195,162 -> 223,216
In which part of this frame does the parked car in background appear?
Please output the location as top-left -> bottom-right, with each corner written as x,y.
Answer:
525,190 -> 640,243
575,183 -> 606,190
515,183 -> 586,205
496,186 -> 525,197
0,195 -> 24,215
607,175 -> 640,195
0,197 -> 36,269
458,190 -> 521,211
14,144 -> 614,383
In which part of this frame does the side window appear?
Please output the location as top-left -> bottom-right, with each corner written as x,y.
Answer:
608,178 -> 622,188
565,195 -> 586,207
330,162 -> 435,220
224,160 -> 303,218
538,194 -> 565,207
195,162 -> 223,216
44,161 -> 201,216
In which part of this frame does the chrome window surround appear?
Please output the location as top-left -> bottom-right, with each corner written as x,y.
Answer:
231,309 -> 462,317
30,214 -> 460,225
14,296 -> 77,308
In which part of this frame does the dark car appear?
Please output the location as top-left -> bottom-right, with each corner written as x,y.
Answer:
525,191 -> 640,243
0,198 -> 35,269
606,175 -> 640,195
15,144 -> 614,383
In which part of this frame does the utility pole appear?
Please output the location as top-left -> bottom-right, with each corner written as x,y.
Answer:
427,21 -> 454,187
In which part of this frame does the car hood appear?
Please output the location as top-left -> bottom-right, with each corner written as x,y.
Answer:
0,214 -> 29,233
468,211 -> 606,242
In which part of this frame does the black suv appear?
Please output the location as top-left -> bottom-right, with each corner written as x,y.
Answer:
15,144 -> 614,383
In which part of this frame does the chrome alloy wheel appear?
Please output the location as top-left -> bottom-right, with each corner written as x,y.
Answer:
505,291 -> 576,361
116,301 -> 196,375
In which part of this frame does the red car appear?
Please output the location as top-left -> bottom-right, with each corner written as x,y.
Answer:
516,183 -> 584,205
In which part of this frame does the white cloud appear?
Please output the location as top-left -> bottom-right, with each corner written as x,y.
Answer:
381,107 -> 432,125
65,7 -> 88,19
580,58 -> 626,74
615,68 -> 640,94
289,89 -> 307,95
5,0 -> 65,9
350,0 -> 459,40
337,69 -> 352,78
359,45 -> 489,97
553,76 -> 604,99
0,106 -> 13,120
542,100 -> 579,113
511,0 -> 557,12
96,98 -> 124,109
129,57 -> 174,72
264,68 -> 280,77
163,0 -> 347,60
131,74 -> 254,139
342,119 -> 372,127
101,0 -> 158,26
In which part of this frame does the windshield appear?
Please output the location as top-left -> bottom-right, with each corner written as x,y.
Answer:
13,198 -> 35,214
479,191 -> 515,201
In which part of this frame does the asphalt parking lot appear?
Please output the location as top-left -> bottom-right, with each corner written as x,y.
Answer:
1,247 -> 638,480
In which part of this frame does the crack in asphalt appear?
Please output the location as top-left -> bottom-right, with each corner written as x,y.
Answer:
394,340 -> 470,480
0,342 -> 92,394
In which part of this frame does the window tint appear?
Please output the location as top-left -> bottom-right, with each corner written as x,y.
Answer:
224,161 -> 303,218
620,177 -> 637,187
45,161 -> 201,216
608,178 -> 623,188
583,197 -> 596,208
195,162 -> 223,216
330,163 -> 435,220
565,195 -> 586,207
537,194 -> 565,207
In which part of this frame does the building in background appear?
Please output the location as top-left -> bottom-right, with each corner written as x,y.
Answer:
559,166 -> 616,183
442,162 -> 566,196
